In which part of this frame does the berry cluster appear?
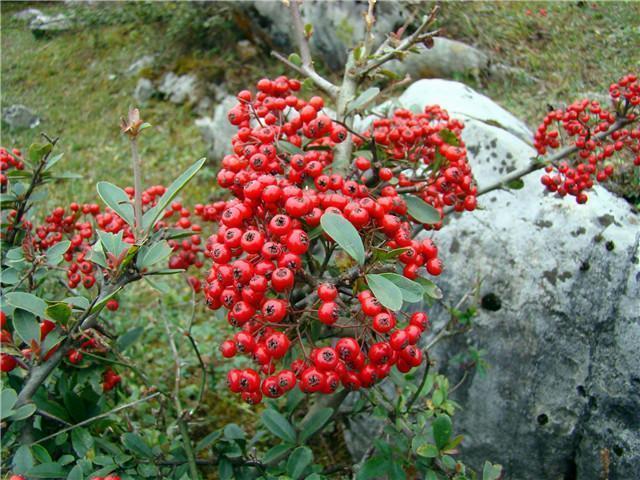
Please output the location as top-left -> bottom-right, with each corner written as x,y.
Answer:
0,148 -> 24,189
199,77 -> 474,404
535,73 -> 640,203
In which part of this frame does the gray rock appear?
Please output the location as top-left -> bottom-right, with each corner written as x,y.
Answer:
2,105 -> 40,130
29,13 -> 72,34
126,55 -> 155,77
238,1 -> 406,71
236,40 -> 259,62
13,8 -> 43,21
347,80 -> 640,479
158,72 -> 200,105
196,95 -> 238,160
385,37 -> 490,82
195,96 -> 214,117
134,78 -> 155,104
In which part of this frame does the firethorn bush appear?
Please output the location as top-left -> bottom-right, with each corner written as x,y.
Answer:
1,1 -> 639,478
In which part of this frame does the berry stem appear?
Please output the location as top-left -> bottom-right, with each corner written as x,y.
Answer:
130,136 -> 143,240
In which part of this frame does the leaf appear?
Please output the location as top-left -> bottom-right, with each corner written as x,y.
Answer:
415,277 -> 443,300
116,326 -> 144,352
416,443 -> 439,458
287,446 -> 313,480
506,178 -> 524,190
27,462 -> 67,478
72,427 -> 94,458
261,409 -> 297,444
5,292 -> 48,318
353,150 -> 373,160
365,274 -> 403,311
13,445 -> 34,474
195,429 -> 222,452
96,230 -> 129,258
67,464 -> 84,480
96,181 -> 135,226
439,128 -> 460,147
356,456 -> 387,480
122,432 -> 154,458
320,212 -> 365,265
141,158 -> 206,232
28,142 -> 53,163
278,140 -> 305,155
45,303 -> 72,325
348,87 -> 380,113
1,388 -> 18,420
298,407 -> 333,444
223,423 -> 245,441
90,286 -> 123,313
136,241 -> 173,270
46,240 -> 71,265
33,445 -> 53,464
288,53 -> 302,66
43,152 -> 64,171
379,273 -> 424,303
9,403 -> 37,421
483,461 -> 503,480
432,415 -> 452,450
65,296 -> 91,310
218,458 -> 233,480
404,195 -> 441,225
12,309 -> 41,346
263,444 -> 292,464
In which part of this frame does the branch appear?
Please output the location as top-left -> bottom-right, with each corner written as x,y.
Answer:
31,392 -> 161,445
356,6 -> 439,79
271,1 -> 339,99
130,137 -> 143,240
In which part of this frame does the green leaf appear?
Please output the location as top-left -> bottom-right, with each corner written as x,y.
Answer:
432,388 -> 444,406
90,286 -> 123,313
439,129 -> 460,147
223,423 -> 245,441
28,142 -> 53,163
353,150 -> 373,160
415,277 -> 443,300
122,432 -> 154,458
116,326 -> 144,352
45,303 -> 72,325
218,458 -> 233,480
432,415 -> 452,450
483,461 -> 503,480
72,427 -> 94,458
263,444 -> 292,464
404,195 -> 441,225
9,403 -> 37,421
136,240 -> 173,270
5,292 -> 48,318
13,445 -> 34,474
379,273 -> 424,303
67,464 -> 84,480
287,446 -> 313,480
1,388 -> 18,418
356,456 -> 387,480
416,443 -> 439,458
96,181 -> 135,226
348,87 -> 380,113
141,158 -> 206,232
96,230 -> 129,258
288,53 -> 302,66
33,445 -> 53,464
195,429 -> 222,452
12,309 -> 41,345
298,407 -> 333,444
46,240 -> 71,265
261,409 -> 297,444
320,212 -> 365,265
278,140 -> 305,155
43,152 -> 64,171
65,296 -> 91,310
365,274 -> 403,311
506,178 -> 524,190
27,462 -> 67,478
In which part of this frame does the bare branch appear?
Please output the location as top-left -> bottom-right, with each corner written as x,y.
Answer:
357,5 -> 439,79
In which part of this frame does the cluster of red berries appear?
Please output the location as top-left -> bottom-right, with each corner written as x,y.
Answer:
355,106 -> 478,226
197,77 -> 473,404
535,73 -> 640,203
0,148 -> 24,188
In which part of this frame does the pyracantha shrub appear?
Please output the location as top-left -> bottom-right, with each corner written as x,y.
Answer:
535,73 -> 640,203
197,76 -> 477,404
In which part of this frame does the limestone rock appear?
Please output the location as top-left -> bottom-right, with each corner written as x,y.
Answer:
158,72 -> 200,105
2,105 -> 40,130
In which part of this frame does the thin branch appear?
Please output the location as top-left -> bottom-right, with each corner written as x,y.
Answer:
404,352 -> 431,412
356,5 -> 439,78
31,392 -> 161,445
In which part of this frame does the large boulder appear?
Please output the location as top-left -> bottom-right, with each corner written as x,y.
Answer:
158,72 -> 200,105
29,13 -> 72,36
195,95 -> 238,161
411,80 -> 639,479
349,80 -> 640,480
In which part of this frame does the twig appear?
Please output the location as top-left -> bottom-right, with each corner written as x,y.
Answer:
130,137 -> 143,240
404,352 -> 431,413
31,392 -> 161,445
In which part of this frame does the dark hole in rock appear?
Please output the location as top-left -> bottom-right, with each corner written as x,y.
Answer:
564,458 -> 577,480
580,261 -> 590,272
537,413 -> 549,426
613,445 -> 624,457
481,293 -> 502,311
577,385 -> 586,397
605,240 -> 615,251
